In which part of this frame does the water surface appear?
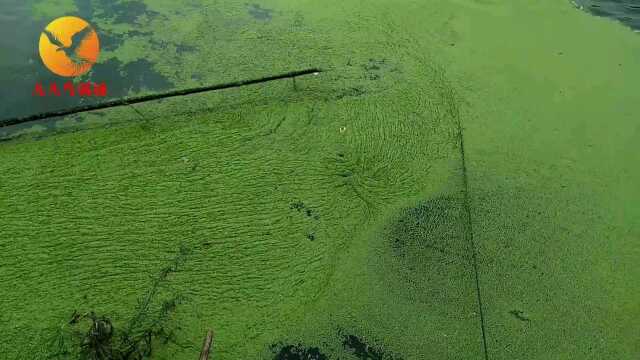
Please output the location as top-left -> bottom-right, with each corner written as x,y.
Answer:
574,0 -> 640,30
0,0 -> 174,126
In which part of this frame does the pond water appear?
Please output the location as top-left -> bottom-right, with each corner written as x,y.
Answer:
0,0 -> 174,136
574,0 -> 640,30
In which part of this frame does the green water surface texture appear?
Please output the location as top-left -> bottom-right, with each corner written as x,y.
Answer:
0,0 -> 638,359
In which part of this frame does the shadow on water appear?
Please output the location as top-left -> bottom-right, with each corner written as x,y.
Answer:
574,0 -> 640,31
0,0 -> 176,138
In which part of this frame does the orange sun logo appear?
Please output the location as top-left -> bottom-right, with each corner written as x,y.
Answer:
39,16 -> 100,77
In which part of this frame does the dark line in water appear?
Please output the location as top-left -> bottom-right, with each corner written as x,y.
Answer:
0,68 -> 323,128
456,114 -> 490,360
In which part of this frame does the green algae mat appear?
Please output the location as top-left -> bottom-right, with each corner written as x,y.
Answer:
1,0 -> 638,359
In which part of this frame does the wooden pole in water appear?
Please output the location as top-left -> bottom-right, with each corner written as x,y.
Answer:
199,329 -> 214,360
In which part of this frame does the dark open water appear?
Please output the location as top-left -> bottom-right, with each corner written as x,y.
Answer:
0,0 -> 175,138
574,0 -> 640,30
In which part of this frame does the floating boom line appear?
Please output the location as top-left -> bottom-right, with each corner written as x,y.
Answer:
0,68 -> 323,128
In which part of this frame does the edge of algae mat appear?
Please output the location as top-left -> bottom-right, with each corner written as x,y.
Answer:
28,0 -> 338,90
0,14 -> 484,360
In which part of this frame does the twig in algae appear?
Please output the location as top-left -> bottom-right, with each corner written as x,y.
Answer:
0,68 -> 323,129
199,329 -> 214,360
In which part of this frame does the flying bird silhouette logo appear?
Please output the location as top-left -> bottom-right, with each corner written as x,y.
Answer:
39,16 -> 100,77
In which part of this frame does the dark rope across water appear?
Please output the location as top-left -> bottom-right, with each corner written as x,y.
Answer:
0,68 -> 323,128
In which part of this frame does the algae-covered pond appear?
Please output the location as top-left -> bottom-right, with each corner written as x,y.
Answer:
1,0 -> 638,359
